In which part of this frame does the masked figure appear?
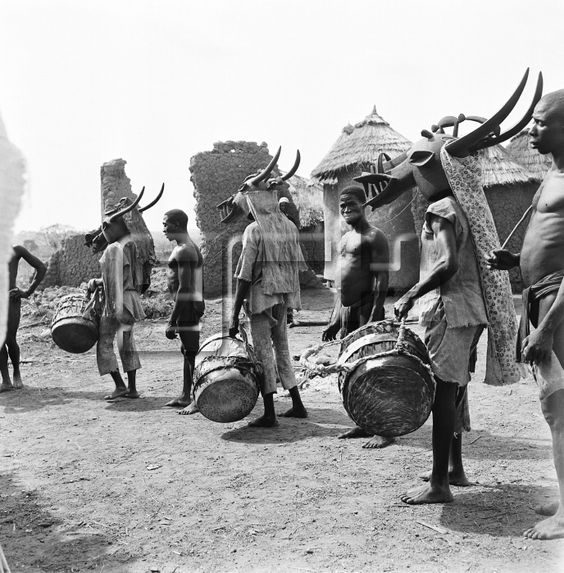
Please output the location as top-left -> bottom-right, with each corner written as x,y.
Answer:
219,148 -> 308,427
86,185 -> 163,400
355,70 -> 542,504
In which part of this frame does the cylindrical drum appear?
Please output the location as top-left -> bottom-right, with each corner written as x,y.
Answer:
51,294 -> 99,354
338,320 -> 435,437
193,334 -> 261,423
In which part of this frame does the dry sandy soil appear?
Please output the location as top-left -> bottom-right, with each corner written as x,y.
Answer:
1,287 -> 564,572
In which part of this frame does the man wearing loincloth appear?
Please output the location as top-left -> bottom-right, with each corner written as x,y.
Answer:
0,245 -> 46,392
87,203 -> 145,401
322,185 -> 390,448
487,89 -> 564,540
162,209 -> 205,415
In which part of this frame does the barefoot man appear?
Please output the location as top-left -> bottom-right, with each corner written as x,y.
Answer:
0,245 -> 46,392
487,89 -> 564,539
321,185 -> 390,448
220,148 -> 308,427
163,209 -> 204,414
87,198 -> 146,400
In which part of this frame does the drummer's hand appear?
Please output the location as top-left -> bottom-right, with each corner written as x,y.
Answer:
228,316 -> 239,338
322,323 -> 339,342
485,249 -> 519,270
9,288 -> 25,301
394,295 -> 414,321
87,278 -> 100,293
165,323 -> 177,340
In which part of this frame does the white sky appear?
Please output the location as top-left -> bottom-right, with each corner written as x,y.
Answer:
2,0 -> 563,232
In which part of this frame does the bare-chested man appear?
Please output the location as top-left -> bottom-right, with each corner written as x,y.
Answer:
163,209 -> 205,415
0,245 -> 46,392
487,89 -> 564,540
322,185 -> 390,448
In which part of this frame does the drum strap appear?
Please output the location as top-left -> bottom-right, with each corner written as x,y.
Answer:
337,334 -> 398,366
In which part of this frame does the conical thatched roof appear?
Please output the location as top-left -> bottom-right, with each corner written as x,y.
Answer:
477,144 -> 538,189
286,174 -> 323,228
311,106 -> 411,185
506,130 -> 552,183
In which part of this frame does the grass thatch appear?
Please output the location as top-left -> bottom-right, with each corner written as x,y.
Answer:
311,107 -> 412,184
477,144 -> 538,189
286,174 -> 323,228
506,130 -> 552,182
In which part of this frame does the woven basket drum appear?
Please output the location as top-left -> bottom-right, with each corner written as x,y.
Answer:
338,320 -> 435,437
193,334 -> 261,423
51,294 -> 99,354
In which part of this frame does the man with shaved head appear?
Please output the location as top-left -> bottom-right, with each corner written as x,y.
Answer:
322,184 -> 390,447
488,89 -> 564,540
162,208 -> 204,414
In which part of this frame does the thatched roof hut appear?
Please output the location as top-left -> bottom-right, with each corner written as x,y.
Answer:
311,107 -> 418,291
286,174 -> 324,274
506,129 -> 552,182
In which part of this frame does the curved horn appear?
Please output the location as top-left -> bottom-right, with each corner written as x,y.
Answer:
249,146 -> 281,185
281,150 -> 301,181
108,186 -> 145,222
139,183 -> 165,213
478,71 -> 544,149
445,68 -> 532,157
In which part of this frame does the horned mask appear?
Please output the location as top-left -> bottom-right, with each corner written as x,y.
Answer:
216,148 -> 300,224
85,183 -> 164,252
355,69 -> 543,208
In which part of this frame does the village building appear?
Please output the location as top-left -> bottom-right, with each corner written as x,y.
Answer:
310,107 -> 419,292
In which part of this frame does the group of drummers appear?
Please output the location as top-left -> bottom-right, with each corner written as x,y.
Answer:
3,87 -> 564,543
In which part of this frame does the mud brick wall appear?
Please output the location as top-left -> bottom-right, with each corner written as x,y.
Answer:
42,234 -> 101,288
190,141 -> 278,298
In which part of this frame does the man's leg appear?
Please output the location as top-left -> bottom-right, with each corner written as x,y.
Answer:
248,312 -> 279,427
5,299 -> 22,388
271,304 -> 307,418
402,378 -> 457,504
97,316 -> 128,400
0,344 -> 13,391
525,304 -> 564,539
176,327 -> 200,415
118,323 -> 141,398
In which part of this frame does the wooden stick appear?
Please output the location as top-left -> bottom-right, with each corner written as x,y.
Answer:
500,205 -> 533,250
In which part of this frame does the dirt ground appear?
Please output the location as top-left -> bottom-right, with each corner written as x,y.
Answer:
1,287 -> 564,572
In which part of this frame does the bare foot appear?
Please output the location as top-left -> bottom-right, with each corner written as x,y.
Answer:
124,390 -> 140,398
13,376 -> 23,389
0,383 -> 14,393
419,470 -> 472,487
535,501 -> 559,516
401,484 -> 454,505
104,387 -> 129,400
178,402 -> 199,415
362,436 -> 395,449
523,513 -> 564,540
338,426 -> 372,440
248,415 -> 279,428
281,406 -> 308,418
165,397 -> 190,408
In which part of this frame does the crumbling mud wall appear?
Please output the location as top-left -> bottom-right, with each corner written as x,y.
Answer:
43,158 -> 156,288
42,235 -> 101,287
190,141 -> 278,298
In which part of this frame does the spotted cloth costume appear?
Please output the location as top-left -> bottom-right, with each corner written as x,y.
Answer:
440,147 -> 523,385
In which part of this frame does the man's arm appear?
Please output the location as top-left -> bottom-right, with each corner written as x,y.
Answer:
9,245 -> 47,300
522,280 -> 564,364
369,231 -> 389,322
394,215 -> 458,320
229,279 -> 251,338
166,246 -> 198,339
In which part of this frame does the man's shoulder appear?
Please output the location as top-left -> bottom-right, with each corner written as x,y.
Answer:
172,241 -> 202,262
